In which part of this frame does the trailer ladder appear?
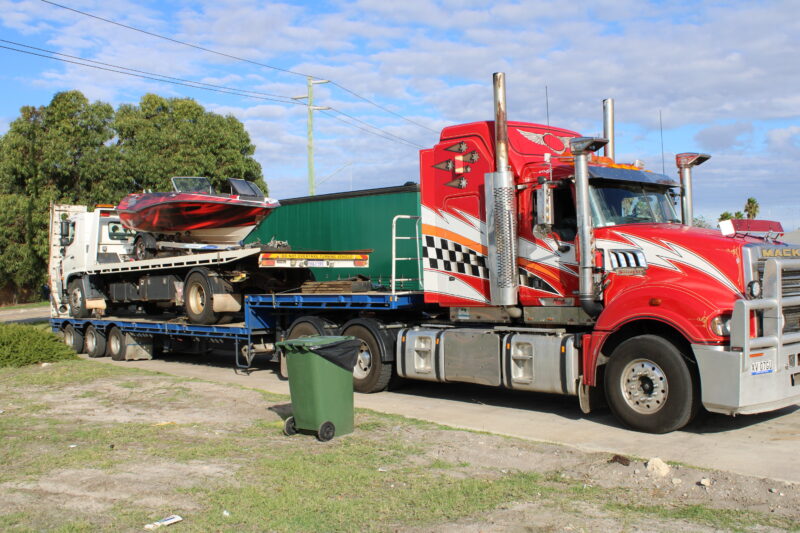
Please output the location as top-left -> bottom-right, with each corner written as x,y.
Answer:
391,215 -> 422,294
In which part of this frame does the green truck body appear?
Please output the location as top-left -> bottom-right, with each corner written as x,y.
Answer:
244,184 -> 422,290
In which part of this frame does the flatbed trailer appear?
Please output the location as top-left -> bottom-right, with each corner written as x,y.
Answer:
51,291 -> 424,369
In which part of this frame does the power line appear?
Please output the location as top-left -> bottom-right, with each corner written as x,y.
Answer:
40,0 -> 439,133
1,41 -> 424,150
0,43 -> 306,105
319,110 -> 422,149
0,43 -> 422,151
327,106 -> 423,147
1,39 -> 300,104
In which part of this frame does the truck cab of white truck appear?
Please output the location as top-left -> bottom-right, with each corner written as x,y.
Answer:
50,205 -> 134,318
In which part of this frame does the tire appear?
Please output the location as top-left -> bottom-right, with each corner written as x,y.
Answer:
283,416 -> 297,436
184,270 -> 218,325
133,233 -> 156,260
281,317 -> 337,380
341,323 -> 392,393
67,279 -> 89,318
106,327 -> 127,361
604,335 -> 699,434
84,325 -> 107,358
317,421 -> 335,442
62,324 -> 84,353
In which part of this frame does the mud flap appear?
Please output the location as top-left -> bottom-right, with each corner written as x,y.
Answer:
123,333 -> 153,360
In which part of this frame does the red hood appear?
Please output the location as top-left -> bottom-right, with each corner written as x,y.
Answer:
594,223 -> 753,303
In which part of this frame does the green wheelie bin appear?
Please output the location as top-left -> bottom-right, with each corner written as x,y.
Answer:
277,336 -> 361,441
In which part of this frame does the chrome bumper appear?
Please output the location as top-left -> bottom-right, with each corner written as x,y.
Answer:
693,257 -> 800,415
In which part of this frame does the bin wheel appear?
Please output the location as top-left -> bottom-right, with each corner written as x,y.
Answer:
317,421 -> 335,442
283,416 -> 297,436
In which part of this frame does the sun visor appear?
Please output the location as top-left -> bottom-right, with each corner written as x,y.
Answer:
588,166 -> 679,187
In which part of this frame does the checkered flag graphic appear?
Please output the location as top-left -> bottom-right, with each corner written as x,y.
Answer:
423,235 -> 489,279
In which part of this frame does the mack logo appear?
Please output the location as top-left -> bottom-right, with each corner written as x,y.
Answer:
761,248 -> 800,258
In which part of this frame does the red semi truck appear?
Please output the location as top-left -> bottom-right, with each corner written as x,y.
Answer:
54,73 -> 800,433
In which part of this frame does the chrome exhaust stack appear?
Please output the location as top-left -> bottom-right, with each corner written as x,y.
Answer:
602,99 -> 615,161
570,136 -> 608,318
675,153 -> 711,226
485,72 -> 518,307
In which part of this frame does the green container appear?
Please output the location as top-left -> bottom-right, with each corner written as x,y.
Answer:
277,336 -> 360,441
244,184 -> 422,290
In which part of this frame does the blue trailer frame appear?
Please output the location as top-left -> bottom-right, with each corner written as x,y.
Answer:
51,292 -> 424,369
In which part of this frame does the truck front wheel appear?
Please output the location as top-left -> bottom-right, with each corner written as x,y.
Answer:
341,323 -> 392,393
184,271 -> 218,325
67,279 -> 89,318
604,334 -> 699,434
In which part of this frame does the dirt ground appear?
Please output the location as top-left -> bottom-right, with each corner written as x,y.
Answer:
1,364 -> 798,532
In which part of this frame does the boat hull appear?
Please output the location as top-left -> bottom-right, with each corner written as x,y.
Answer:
117,192 -> 278,244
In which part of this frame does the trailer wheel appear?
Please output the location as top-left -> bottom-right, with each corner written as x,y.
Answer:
341,324 -> 392,393
133,233 -> 157,260
84,325 -> 107,358
67,279 -> 89,318
281,317 -> 337,379
106,327 -> 127,361
604,335 -> 699,434
184,271 -> 218,325
62,324 -> 84,353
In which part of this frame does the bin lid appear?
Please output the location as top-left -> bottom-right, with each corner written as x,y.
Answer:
277,335 -> 361,371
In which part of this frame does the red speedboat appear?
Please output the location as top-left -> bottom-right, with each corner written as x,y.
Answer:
116,177 -> 280,245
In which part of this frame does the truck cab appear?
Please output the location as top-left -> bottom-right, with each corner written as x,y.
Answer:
414,73 -> 800,432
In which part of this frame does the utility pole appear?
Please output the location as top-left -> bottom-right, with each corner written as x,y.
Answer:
293,77 -> 330,196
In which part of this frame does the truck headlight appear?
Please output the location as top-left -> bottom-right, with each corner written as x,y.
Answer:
709,314 -> 732,337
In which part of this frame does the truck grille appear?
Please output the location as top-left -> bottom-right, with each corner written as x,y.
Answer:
756,257 -> 800,335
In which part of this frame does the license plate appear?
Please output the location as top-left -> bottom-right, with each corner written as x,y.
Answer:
751,359 -> 774,375
306,260 -> 326,267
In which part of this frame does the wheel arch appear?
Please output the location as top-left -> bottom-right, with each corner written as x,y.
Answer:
592,318 -> 699,393
339,317 -> 396,363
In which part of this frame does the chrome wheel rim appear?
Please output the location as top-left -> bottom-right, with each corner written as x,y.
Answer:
85,330 -> 95,352
352,340 -> 372,379
188,284 -> 205,314
110,335 -> 120,354
619,358 -> 668,414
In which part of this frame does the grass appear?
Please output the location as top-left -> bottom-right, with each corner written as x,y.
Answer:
0,359 -> 798,532
0,301 -> 48,311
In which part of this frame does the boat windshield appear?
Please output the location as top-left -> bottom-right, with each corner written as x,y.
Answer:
172,176 -> 215,194
589,180 -> 681,227
228,178 -> 265,198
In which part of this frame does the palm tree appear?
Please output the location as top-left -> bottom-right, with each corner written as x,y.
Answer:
744,197 -> 760,219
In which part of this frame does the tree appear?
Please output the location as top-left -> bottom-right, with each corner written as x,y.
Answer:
0,91 -> 265,302
719,211 -> 744,221
744,197 -> 759,219
692,216 -> 713,229
114,94 -> 263,196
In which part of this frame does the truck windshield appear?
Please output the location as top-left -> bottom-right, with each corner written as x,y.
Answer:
589,180 -> 680,227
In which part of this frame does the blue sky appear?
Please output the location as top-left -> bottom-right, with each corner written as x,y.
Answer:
1,0 -> 799,227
